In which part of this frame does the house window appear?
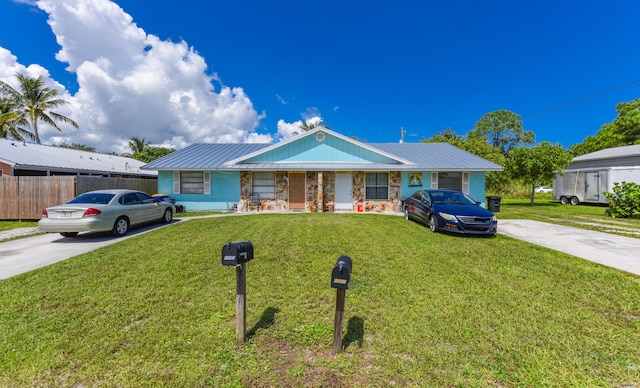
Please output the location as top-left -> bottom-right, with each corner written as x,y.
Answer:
438,172 -> 462,191
365,172 -> 388,200
252,172 -> 275,199
181,171 -> 205,194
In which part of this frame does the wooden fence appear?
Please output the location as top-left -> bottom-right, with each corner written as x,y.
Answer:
0,176 -> 157,220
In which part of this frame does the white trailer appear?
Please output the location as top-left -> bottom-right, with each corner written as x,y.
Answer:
553,166 -> 640,205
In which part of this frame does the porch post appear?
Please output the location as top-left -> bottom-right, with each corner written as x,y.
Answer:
318,171 -> 324,213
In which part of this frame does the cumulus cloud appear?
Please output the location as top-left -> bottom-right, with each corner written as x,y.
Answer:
276,115 -> 324,140
0,0 -> 270,153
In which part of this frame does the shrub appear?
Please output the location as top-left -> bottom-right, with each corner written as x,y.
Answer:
603,181 -> 640,218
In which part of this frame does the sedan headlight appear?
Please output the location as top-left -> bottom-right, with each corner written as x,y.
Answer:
492,215 -> 498,222
438,212 -> 457,221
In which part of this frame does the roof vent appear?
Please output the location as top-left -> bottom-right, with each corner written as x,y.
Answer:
316,132 -> 326,142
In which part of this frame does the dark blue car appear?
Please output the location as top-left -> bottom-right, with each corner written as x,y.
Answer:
402,189 -> 497,235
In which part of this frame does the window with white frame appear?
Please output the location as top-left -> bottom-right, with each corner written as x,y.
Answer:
252,172 -> 275,199
174,171 -> 210,194
437,172 -> 462,192
365,172 -> 388,200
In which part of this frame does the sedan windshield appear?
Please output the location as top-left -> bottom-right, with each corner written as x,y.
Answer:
67,193 -> 115,205
432,192 -> 476,205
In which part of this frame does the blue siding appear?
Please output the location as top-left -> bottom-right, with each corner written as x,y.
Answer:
468,171 -> 487,206
400,171 -> 430,198
245,133 -> 399,164
400,171 -> 488,207
158,170 -> 241,211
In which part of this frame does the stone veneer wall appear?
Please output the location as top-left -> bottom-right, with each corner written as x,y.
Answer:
239,170 -> 401,212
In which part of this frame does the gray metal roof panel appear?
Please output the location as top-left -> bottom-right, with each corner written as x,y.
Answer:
0,139 -> 155,176
372,143 -> 504,171
142,141 -> 503,171
572,144 -> 640,162
143,143 -> 270,169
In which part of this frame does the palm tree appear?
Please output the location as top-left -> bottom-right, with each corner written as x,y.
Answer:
0,73 -> 78,144
0,97 -> 35,141
128,137 -> 150,153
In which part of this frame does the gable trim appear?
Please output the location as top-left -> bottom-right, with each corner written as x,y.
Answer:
223,127 -> 414,167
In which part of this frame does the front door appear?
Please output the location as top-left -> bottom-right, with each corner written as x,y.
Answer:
289,173 -> 305,210
335,173 -> 352,210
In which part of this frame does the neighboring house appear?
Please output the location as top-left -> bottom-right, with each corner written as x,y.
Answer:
142,127 -> 503,212
0,139 -> 156,178
553,144 -> 640,205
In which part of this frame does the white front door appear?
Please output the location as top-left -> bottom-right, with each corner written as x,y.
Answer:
335,173 -> 352,210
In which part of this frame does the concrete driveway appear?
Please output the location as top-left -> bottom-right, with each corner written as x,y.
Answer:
498,219 -> 640,276
0,221 -> 180,280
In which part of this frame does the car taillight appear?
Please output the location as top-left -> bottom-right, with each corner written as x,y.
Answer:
42,209 -> 48,218
83,208 -> 102,217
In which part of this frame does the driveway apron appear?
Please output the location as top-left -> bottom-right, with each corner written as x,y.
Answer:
499,219 -> 640,276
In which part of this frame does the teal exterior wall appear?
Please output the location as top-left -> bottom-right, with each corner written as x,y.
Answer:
246,133 -> 400,164
468,171 -> 487,206
400,171 -> 488,207
157,170 -> 241,211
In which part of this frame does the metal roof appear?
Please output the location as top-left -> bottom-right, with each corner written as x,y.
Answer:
373,143 -> 504,171
572,144 -> 640,162
0,139 -> 156,176
143,143 -> 270,170
143,141 -> 503,171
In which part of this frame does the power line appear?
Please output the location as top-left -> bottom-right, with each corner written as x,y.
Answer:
523,79 -> 640,122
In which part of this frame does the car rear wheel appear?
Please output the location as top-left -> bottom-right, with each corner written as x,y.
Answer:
60,232 -> 78,238
428,215 -> 439,233
161,208 -> 173,223
570,196 -> 579,205
112,217 -> 129,237
403,207 -> 411,221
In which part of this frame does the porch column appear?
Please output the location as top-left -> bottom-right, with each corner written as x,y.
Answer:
318,171 -> 324,213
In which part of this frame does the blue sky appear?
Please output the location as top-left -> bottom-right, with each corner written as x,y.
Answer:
1,0 -> 639,153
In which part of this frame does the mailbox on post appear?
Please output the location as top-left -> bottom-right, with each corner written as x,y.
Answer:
221,240 -> 254,344
331,255 -> 352,289
221,240 -> 254,266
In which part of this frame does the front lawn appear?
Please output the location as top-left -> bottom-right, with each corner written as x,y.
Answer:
1,214 -> 639,386
497,196 -> 640,238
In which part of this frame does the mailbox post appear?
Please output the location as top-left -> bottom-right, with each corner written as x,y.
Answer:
221,241 -> 254,344
331,255 -> 352,355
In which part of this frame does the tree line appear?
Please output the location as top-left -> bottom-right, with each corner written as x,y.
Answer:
420,103 -> 640,205
2,72 -> 639,203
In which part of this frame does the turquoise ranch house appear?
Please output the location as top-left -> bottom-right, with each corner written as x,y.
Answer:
142,127 -> 503,213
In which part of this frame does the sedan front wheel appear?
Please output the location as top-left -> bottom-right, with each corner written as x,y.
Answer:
428,215 -> 439,233
161,208 -> 173,224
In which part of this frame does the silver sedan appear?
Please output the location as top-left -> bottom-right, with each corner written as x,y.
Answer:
38,189 -> 176,237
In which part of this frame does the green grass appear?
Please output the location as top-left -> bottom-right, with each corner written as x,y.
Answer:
1,213 -> 639,386
0,221 -> 38,232
497,194 -> 640,238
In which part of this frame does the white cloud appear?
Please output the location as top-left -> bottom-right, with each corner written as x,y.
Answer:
276,115 -> 324,140
0,0 -> 269,153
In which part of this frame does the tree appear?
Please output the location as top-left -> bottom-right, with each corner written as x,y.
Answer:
570,98 -> 640,156
128,137 -> 150,153
0,73 -> 78,144
132,146 -> 174,163
57,143 -> 96,152
0,97 -> 35,141
298,118 -> 329,133
507,142 -> 572,205
470,110 -> 534,156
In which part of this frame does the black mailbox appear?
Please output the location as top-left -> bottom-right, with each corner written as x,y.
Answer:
221,240 -> 254,266
331,255 -> 352,289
